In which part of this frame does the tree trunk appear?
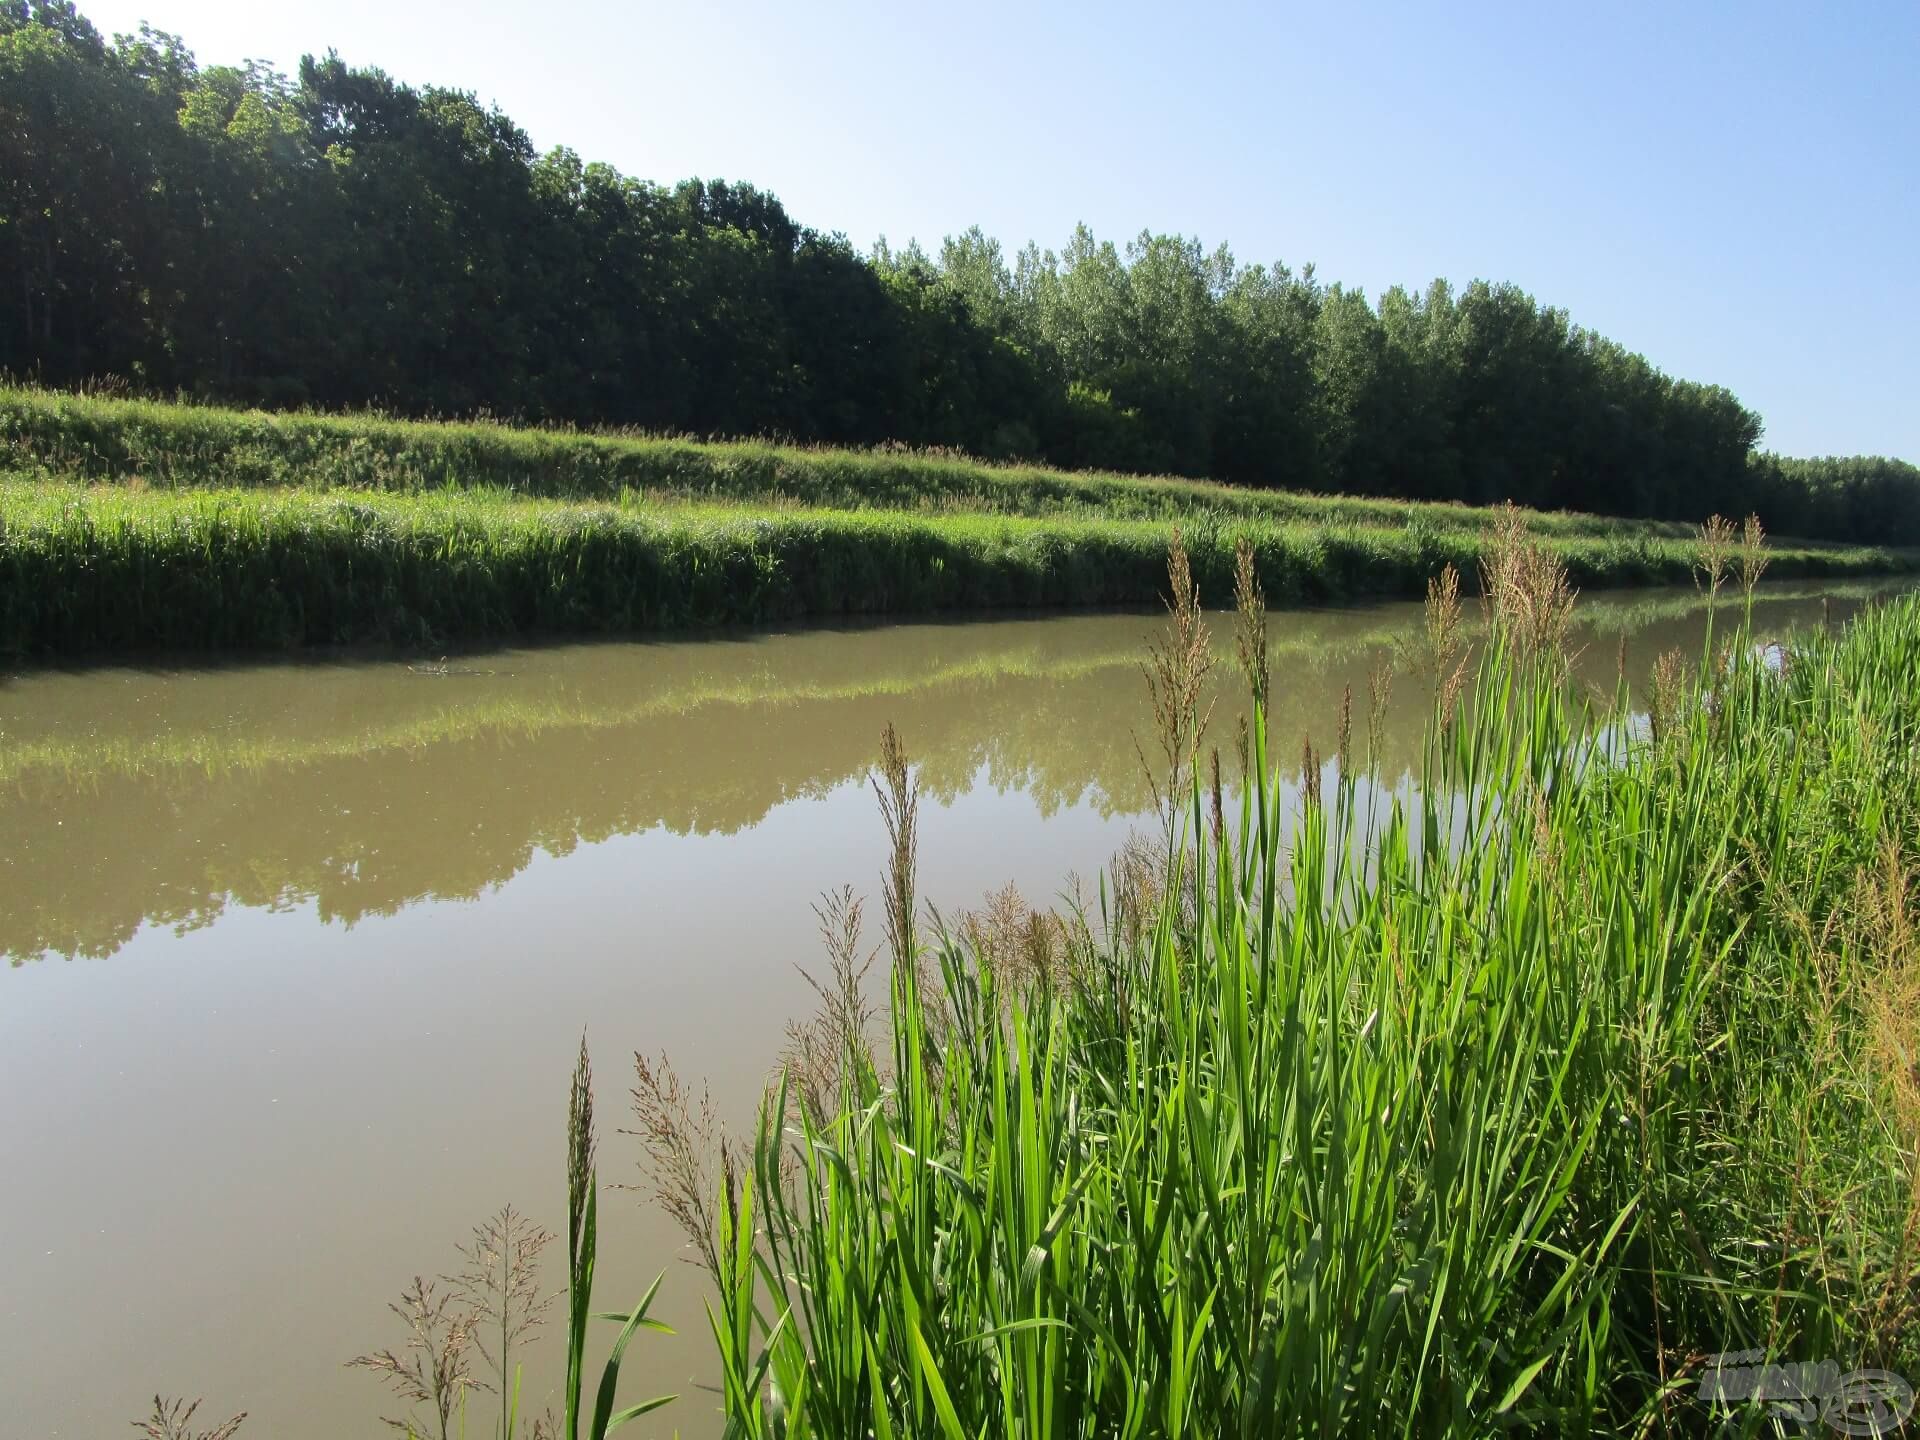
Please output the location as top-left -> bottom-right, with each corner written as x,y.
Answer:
40,224 -> 54,348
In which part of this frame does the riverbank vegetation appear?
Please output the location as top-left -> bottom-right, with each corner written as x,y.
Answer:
147,524 -> 1920,1434
1,392 -> 1912,655
1,470 -> 1908,655
1,385 -> 1715,536
671,536 -> 1920,1433
7,5 -> 1917,544
642,542 -> 1920,1435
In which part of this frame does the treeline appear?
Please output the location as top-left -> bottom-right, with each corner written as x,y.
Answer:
4,1 -> 1916,542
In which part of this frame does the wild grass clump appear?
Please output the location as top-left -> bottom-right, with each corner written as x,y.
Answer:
778,886 -> 883,1125
349,1277 -> 485,1439
626,1050 -> 739,1280
1231,535 -> 1269,776
454,1208 -> 557,1440
639,535 -> 1920,1435
1480,500 -> 1578,667
1402,560 -> 1472,732
1697,512 -> 1738,602
343,1211 -> 555,1439
340,1036 -> 673,1440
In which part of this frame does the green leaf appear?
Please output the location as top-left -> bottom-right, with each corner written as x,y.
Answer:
909,1320 -> 968,1440
1494,1354 -> 1553,1415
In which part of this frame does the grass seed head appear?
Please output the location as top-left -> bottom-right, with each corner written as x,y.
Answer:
132,1398 -> 247,1440
1697,514 -> 1737,600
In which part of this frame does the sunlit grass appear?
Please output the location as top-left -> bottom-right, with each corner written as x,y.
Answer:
1,474 -> 1907,654
0,383 -> 1727,539
664,542 -> 1920,1435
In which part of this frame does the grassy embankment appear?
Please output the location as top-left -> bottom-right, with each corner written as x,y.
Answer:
1,387 -> 1911,653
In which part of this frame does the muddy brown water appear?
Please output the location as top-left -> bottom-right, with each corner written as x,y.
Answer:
1,579 -> 1906,1438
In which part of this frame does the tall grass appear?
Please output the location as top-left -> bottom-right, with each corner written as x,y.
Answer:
131,530 -> 1920,1434
0,476 -> 1906,654
646,531 -> 1920,1435
341,1038 -> 675,1440
559,1035 -> 677,1440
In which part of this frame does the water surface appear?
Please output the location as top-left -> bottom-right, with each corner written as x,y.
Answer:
1,580 -> 1902,1437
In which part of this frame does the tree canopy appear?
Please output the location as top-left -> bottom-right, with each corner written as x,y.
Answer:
4,1 -> 1914,541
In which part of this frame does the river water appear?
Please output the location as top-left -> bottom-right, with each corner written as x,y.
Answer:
0,579 -> 1903,1437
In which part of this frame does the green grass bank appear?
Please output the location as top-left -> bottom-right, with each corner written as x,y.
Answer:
0,476 -> 1909,655
4,384 -> 1706,536
2,388 -> 1912,654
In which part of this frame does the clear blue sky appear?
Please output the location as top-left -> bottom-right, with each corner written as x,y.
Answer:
75,0 -> 1919,460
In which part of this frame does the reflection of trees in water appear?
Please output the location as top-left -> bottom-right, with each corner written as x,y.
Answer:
2,675 -> 1161,961
0,584 -> 1896,963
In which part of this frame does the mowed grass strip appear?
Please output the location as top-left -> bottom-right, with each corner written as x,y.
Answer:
0,384 -> 1799,541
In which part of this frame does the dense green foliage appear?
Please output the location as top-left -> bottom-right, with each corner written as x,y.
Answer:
677,576 -> 1920,1436
5,2 -> 1915,543
0,473 -> 1905,654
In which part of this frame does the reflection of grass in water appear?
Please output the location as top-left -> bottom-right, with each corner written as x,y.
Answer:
1577,580 -> 1872,635
0,612 -> 1414,965
0,647 -> 1140,791
3,577 -> 1906,967
0,624 -> 1352,791
1,579 -> 1900,792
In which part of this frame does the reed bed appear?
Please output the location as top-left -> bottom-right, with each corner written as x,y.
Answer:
651,539 -> 1920,1435
0,477 -> 1905,655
